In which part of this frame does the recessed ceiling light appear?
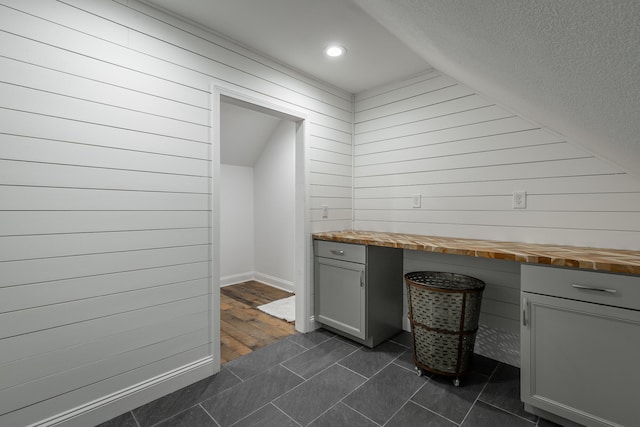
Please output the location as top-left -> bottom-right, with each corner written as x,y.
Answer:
324,45 -> 346,58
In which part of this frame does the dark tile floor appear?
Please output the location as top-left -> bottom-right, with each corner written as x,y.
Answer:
99,330 -> 561,427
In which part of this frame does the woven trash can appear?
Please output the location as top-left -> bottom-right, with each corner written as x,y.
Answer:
404,271 -> 485,386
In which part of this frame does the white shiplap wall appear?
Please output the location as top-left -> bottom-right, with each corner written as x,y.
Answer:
354,70 -> 640,337
354,70 -> 640,250
0,0 -> 352,425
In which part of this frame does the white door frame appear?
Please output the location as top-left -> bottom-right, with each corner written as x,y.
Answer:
209,83 -> 313,371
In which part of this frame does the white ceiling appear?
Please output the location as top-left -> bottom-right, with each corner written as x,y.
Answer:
220,101 -> 283,167
144,0 -> 640,177
142,0 -> 429,94
352,0 -> 640,177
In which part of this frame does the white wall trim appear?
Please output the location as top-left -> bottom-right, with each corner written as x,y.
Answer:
209,85 -> 221,373
253,272 -> 295,293
219,271 -> 294,293
211,82 -> 312,346
219,272 -> 255,287
28,357 -> 213,427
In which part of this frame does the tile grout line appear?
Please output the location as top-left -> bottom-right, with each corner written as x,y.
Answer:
335,362 -> 371,380
129,411 -> 142,427
118,331 -> 534,427
458,361 -> 500,426
477,400 -> 538,425
271,403 -> 303,427
472,364 -> 539,425
258,340 -> 363,425
273,340 -> 362,395
223,335 -> 322,382
307,346 -> 388,425
286,338 -> 313,352
146,403 -> 204,427
299,341 -> 404,426
380,371 -> 443,427
338,401 -> 385,427
198,403 -> 221,427
227,403 -> 271,427
381,393 -> 426,426
226,402 -> 299,427
304,401 -> 350,426
344,342 -> 412,379
389,344 -> 422,373
278,362 -> 308,381
215,335 -> 362,426
223,366 -> 245,383
405,399 -> 462,427
285,331 -> 336,351
337,351 -> 429,426
284,335 -> 325,352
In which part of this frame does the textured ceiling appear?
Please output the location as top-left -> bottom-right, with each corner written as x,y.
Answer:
353,0 -> 640,177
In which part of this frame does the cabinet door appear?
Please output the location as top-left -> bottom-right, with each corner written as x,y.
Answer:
521,292 -> 640,427
315,257 -> 365,339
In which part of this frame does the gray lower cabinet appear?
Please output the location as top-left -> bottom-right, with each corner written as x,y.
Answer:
314,240 -> 403,347
521,264 -> 640,427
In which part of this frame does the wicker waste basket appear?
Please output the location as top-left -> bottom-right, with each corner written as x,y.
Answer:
404,271 -> 485,386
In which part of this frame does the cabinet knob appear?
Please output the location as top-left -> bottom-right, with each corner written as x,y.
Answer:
330,249 -> 345,256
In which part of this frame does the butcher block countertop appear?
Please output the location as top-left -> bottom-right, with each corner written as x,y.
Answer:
312,230 -> 640,276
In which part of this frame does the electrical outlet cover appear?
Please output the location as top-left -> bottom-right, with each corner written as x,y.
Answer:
513,191 -> 527,209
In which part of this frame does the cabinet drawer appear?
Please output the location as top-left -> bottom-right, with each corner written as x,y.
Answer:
315,240 -> 365,264
521,264 -> 640,310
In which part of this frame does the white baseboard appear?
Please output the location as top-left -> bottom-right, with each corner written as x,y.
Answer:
220,272 -> 294,293
220,272 -> 254,287
304,316 -> 321,333
29,357 -> 214,427
253,272 -> 294,293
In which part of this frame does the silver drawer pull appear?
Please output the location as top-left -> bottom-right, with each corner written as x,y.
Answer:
330,250 -> 345,256
572,284 -> 617,294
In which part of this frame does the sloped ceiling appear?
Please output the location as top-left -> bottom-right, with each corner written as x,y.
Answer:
353,0 -> 640,177
220,101 -> 282,167
141,0 -> 429,93
143,0 -> 640,178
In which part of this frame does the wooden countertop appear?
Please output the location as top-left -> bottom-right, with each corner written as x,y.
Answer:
312,230 -> 640,275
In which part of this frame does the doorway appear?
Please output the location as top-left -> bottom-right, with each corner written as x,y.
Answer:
210,86 -> 310,371
219,100 -> 295,362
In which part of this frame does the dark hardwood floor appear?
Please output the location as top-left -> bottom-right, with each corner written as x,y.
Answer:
220,280 -> 296,364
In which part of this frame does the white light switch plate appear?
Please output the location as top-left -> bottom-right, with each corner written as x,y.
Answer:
412,194 -> 421,208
